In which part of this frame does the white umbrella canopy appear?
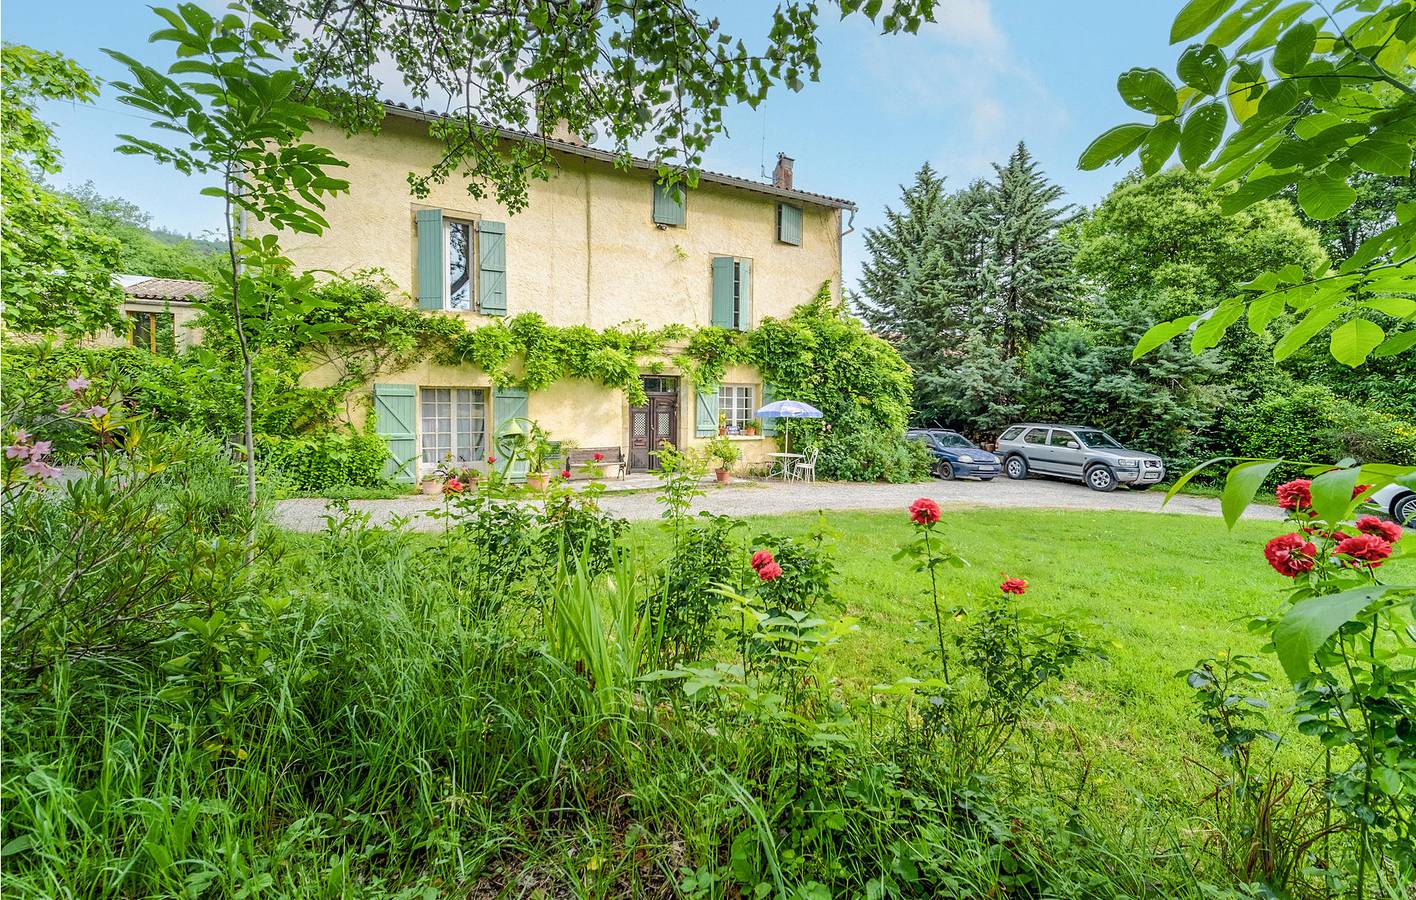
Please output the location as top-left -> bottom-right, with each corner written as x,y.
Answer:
754,399 -> 823,455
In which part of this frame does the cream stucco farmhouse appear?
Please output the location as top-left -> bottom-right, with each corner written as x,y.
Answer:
258,105 -> 855,481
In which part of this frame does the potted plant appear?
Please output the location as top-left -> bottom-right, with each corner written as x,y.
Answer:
420,475 -> 442,495
744,418 -> 758,436
718,410 -> 728,436
708,434 -> 741,483
498,418 -> 557,491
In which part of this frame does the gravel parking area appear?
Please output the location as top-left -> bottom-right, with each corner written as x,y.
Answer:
272,476 -> 1284,532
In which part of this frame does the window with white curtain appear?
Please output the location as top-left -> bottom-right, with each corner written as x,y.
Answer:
718,384 -> 754,433
420,387 -> 487,472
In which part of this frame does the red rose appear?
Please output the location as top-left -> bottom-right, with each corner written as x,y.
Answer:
1275,479 -> 1312,511
750,549 -> 775,571
1335,533 -> 1392,568
1000,577 -> 1027,595
1355,515 -> 1402,543
909,497 -> 941,526
560,469 -> 572,479
757,561 -> 783,581
1353,483 -> 1374,499
593,451 -> 605,462
486,455 -> 497,464
1264,533 -> 1317,578
442,477 -> 463,495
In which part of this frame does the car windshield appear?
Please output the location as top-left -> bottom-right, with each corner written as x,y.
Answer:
1074,429 -> 1124,449
931,432 -> 976,449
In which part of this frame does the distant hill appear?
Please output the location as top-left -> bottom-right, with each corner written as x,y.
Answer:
65,181 -> 223,281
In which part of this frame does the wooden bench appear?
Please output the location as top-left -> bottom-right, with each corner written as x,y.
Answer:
564,446 -> 627,480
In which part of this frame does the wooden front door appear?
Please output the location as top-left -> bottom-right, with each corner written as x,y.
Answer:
629,376 -> 680,472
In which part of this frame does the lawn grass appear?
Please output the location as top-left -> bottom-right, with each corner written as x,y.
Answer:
628,507 -> 1313,811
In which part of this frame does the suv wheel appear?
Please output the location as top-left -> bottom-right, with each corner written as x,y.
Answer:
936,461 -> 955,480
1085,465 -> 1117,492
1005,456 -> 1028,480
1394,493 -> 1416,527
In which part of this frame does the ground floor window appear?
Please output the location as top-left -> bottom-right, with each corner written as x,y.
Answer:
718,384 -> 755,433
420,387 -> 487,472
129,311 -> 175,354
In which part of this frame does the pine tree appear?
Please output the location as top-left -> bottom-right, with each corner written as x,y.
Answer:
985,142 -> 1078,359
853,163 -> 959,369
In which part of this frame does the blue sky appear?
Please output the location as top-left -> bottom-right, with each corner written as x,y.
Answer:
9,1 -> 1177,286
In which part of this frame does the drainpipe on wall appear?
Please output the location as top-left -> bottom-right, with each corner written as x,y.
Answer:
837,207 -> 855,305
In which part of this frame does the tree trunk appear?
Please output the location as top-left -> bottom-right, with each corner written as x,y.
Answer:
223,178 -> 257,508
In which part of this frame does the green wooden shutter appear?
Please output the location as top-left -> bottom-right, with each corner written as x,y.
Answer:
777,203 -> 802,246
652,181 -> 686,226
710,257 -> 734,328
373,383 -> 417,483
492,386 -> 529,481
736,258 -> 751,330
695,388 -> 719,438
415,209 -> 444,310
478,220 -> 507,315
759,383 -> 778,437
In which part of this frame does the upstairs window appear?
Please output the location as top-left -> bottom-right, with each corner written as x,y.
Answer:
652,180 -> 686,227
776,203 -> 802,245
710,256 -> 751,331
445,219 -> 473,311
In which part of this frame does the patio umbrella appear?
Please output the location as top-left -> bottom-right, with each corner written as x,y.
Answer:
754,399 -> 823,455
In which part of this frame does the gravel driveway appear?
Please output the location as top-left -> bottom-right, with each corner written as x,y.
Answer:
273,477 -> 1283,532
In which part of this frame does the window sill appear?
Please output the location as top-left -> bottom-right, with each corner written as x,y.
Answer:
725,435 -> 766,441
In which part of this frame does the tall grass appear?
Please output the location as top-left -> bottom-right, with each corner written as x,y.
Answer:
3,459 -> 1373,898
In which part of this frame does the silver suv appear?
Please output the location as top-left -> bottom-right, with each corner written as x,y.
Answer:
995,424 -> 1165,492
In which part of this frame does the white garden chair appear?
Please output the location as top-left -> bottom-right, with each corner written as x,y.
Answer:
790,448 -> 818,483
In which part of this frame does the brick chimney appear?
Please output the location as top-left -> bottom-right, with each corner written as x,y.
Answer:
772,153 -> 794,190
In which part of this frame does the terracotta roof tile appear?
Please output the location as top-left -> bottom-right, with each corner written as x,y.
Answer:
383,102 -> 857,211
122,278 -> 210,301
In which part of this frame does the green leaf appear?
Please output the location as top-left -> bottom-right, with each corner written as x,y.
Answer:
1374,767 -> 1404,797
1297,170 -> 1358,220
1273,585 -> 1392,682
1222,459 -> 1281,527
1273,302 -> 1345,360
1273,21 -> 1316,73
1226,70 -> 1266,122
1192,297 -> 1245,351
1362,297 -> 1416,318
1078,124 -> 1152,170
1172,0 -> 1238,43
1329,317 -> 1386,368
1310,465 -> 1361,524
1248,293 -> 1286,333
1348,135 -> 1414,177
1163,456 -> 1241,507
1180,102 -> 1228,169
1132,315 -> 1200,360
1118,67 -> 1179,115
1140,121 -> 1181,174
1373,329 -> 1416,358
1209,0 -> 1281,47
1177,43 -> 1228,94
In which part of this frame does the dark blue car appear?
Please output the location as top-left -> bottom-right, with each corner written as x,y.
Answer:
906,429 -> 1001,481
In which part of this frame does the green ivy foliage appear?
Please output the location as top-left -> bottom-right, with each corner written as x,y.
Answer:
749,284 -> 928,482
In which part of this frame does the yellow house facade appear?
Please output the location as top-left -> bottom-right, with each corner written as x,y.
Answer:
262,106 -> 854,481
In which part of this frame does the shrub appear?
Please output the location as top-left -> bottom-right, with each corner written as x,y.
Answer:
257,430 -> 389,491
658,512 -> 745,666
1230,383 -> 1416,465
810,405 -> 933,483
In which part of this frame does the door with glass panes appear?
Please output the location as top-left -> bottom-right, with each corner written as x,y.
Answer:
419,387 -> 488,475
628,376 -> 679,472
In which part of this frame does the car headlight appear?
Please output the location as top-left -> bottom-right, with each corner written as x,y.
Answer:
1116,459 -> 1139,468
957,454 -> 974,463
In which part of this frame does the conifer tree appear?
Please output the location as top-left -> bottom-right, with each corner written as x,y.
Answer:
985,142 -> 1078,359
854,163 -> 958,371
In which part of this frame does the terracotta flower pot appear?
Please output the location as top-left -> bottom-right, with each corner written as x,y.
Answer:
421,479 -> 442,496
715,468 -> 732,484
527,472 -> 549,491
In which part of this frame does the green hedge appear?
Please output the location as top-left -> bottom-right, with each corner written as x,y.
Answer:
256,431 -> 390,491
1230,384 -> 1416,466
